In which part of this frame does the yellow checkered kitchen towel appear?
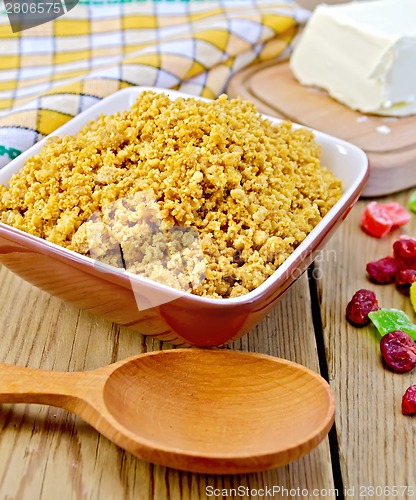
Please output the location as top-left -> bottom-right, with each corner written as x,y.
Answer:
0,0 -> 308,169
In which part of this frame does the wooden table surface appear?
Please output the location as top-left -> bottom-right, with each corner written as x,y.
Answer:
0,195 -> 416,496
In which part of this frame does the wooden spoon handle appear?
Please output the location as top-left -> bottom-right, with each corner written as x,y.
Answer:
0,363 -> 87,408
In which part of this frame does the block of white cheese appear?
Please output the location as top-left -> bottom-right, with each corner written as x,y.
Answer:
290,0 -> 416,116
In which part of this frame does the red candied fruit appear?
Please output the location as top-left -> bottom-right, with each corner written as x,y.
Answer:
360,202 -> 411,238
402,385 -> 416,415
366,256 -> 399,284
360,202 -> 393,238
346,289 -> 379,326
395,269 -> 416,287
380,330 -> 416,372
381,202 -> 411,226
393,237 -> 416,270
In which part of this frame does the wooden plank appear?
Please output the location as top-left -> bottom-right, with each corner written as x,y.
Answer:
316,189 -> 416,497
0,267 -> 335,499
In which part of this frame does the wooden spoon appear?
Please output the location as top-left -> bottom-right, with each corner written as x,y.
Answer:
0,349 -> 335,474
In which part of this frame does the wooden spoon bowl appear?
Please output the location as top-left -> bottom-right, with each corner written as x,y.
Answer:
0,349 -> 335,474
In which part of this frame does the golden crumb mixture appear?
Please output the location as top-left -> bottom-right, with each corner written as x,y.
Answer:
0,91 -> 342,298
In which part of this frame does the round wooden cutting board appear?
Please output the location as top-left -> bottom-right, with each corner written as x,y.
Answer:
226,60 -> 416,197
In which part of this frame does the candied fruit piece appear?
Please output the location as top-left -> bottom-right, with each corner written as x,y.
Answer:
369,308 -> 416,338
366,256 -> 399,284
395,269 -> 416,287
380,330 -> 416,372
360,202 -> 411,238
402,385 -> 416,415
393,238 -> 416,270
360,202 -> 392,238
410,283 -> 416,314
369,308 -> 416,341
346,289 -> 379,326
409,192 -> 416,214
381,202 -> 411,226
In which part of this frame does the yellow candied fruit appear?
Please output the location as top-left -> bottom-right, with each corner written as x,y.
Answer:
410,282 -> 416,313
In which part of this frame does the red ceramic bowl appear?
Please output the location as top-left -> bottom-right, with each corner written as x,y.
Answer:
0,88 -> 368,346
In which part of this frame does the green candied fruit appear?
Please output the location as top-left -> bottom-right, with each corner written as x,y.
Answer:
368,308 -> 416,341
409,191 -> 416,213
